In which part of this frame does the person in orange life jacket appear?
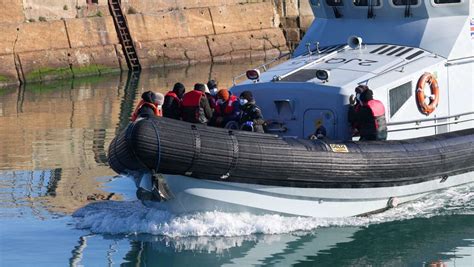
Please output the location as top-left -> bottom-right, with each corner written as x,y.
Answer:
348,85 -> 387,141
238,91 -> 266,133
210,89 -> 240,127
181,83 -> 213,124
163,82 -> 185,120
131,91 -> 163,122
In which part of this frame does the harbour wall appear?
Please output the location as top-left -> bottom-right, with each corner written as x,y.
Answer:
0,0 -> 314,88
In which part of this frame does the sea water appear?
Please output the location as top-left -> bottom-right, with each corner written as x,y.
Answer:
0,66 -> 473,266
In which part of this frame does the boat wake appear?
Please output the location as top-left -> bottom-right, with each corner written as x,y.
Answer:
72,182 -> 473,237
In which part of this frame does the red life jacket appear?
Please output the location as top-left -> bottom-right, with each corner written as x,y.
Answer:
131,100 -> 161,122
215,95 -> 238,116
165,91 -> 181,107
181,90 -> 206,123
365,99 -> 387,140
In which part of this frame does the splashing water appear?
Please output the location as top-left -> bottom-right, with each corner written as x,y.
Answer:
73,183 -> 474,237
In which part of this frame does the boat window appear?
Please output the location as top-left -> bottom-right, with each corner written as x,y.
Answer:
392,0 -> 418,5
389,81 -> 412,117
353,0 -> 381,6
326,0 -> 344,6
433,0 -> 461,3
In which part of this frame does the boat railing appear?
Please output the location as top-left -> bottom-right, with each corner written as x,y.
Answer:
387,111 -> 474,132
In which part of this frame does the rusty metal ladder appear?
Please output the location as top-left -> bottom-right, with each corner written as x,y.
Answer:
108,0 -> 141,71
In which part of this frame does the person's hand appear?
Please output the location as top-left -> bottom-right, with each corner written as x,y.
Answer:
349,94 -> 356,106
309,134 -> 317,140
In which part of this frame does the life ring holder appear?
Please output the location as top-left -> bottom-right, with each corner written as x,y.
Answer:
416,72 -> 439,115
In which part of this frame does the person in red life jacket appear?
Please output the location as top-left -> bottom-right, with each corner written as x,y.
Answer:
210,89 -> 241,128
181,83 -> 213,124
131,91 -> 162,122
348,85 -> 387,141
163,82 -> 185,120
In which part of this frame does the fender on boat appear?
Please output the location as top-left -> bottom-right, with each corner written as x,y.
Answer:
108,117 -> 474,188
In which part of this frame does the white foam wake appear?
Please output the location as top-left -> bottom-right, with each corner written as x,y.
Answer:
73,183 -> 473,237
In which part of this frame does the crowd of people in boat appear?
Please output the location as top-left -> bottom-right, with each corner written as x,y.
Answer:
131,81 -> 387,141
131,80 -> 266,133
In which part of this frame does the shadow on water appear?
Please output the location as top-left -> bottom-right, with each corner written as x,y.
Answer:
68,215 -> 474,266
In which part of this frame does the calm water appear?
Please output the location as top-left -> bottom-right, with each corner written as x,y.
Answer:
0,63 -> 473,267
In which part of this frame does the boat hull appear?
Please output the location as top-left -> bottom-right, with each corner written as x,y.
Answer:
139,171 -> 474,217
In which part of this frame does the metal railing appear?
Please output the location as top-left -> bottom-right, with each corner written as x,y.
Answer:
387,111 -> 474,132
232,52 -> 291,85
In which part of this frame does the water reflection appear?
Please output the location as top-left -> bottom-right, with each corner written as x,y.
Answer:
67,215 -> 474,266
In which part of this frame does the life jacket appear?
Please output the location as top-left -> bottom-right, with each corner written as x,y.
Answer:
165,91 -> 181,106
181,90 -> 207,123
215,95 -> 238,116
131,100 -> 160,122
365,99 -> 387,140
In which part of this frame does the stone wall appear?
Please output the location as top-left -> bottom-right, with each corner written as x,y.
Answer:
275,0 -> 315,51
0,0 -> 314,88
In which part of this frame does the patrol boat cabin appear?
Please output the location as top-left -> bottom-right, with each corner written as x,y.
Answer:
232,0 -> 474,140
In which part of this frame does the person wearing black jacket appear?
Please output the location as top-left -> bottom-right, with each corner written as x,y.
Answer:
163,82 -> 185,120
238,91 -> 265,133
348,85 -> 387,141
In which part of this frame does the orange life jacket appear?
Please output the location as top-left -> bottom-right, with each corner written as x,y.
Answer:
131,100 -> 161,122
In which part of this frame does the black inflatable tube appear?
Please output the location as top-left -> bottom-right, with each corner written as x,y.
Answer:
107,117 -> 474,188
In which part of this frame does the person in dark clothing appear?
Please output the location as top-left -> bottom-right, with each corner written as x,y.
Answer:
163,82 -> 185,120
238,91 -> 265,133
348,85 -> 387,141
207,79 -> 219,97
131,91 -> 161,122
181,83 -> 213,124
204,84 -> 217,112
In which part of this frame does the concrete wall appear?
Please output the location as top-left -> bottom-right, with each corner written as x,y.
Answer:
0,0 -> 315,88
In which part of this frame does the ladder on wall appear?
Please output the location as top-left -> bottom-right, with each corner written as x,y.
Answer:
108,0 -> 141,71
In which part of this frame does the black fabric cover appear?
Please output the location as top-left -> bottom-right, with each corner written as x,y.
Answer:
108,116 -> 474,188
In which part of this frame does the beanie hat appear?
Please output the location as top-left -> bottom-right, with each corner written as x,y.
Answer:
355,85 -> 369,94
239,91 -> 254,102
155,92 -> 164,105
217,89 -> 230,101
142,91 -> 157,105
173,82 -> 185,98
194,83 -> 206,92
207,80 -> 218,90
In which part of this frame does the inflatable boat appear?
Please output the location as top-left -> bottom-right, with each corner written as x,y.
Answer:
108,0 -> 474,217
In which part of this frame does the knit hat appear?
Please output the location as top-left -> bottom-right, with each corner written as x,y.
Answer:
141,91 -> 157,105
173,82 -> 185,98
239,91 -> 254,102
207,80 -> 218,90
217,89 -> 230,101
155,92 -> 164,105
194,83 -> 206,92
355,85 -> 369,94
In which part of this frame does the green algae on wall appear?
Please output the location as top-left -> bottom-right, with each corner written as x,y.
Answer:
71,65 -> 120,77
25,67 -> 73,82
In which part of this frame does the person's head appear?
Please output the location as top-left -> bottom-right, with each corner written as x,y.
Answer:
207,80 -> 218,96
360,89 -> 374,102
155,92 -> 164,106
141,91 -> 158,105
194,83 -> 206,93
217,89 -> 230,102
239,91 -> 254,106
355,85 -> 369,103
172,82 -> 185,99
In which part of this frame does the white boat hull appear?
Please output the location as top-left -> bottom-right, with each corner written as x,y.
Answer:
139,172 -> 474,218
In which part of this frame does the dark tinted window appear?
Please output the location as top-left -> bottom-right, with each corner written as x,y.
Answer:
353,0 -> 381,6
434,0 -> 461,3
392,0 -> 418,5
389,82 -> 412,117
326,0 -> 344,6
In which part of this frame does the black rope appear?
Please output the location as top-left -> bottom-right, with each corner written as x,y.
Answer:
222,130 -> 239,179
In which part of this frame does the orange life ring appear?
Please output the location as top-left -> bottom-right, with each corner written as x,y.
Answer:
416,72 -> 439,115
